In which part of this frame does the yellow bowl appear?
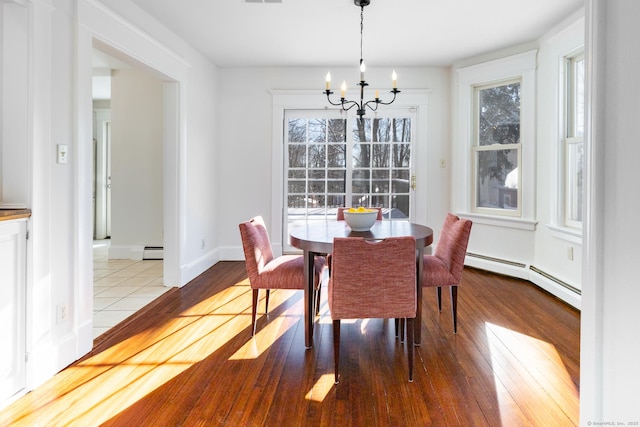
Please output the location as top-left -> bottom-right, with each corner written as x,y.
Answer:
343,210 -> 378,231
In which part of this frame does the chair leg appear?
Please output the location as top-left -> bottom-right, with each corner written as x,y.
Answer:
315,286 -> 321,316
437,287 -> 442,312
251,289 -> 259,336
394,318 -> 407,342
451,286 -> 458,334
407,317 -> 414,382
333,320 -> 341,384
265,289 -> 270,315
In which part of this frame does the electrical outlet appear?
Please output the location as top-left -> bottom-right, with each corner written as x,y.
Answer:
56,303 -> 67,324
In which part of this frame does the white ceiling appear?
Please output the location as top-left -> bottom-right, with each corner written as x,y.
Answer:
127,0 -> 584,68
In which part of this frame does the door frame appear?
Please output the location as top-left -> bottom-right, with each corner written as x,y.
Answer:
270,89 -> 430,256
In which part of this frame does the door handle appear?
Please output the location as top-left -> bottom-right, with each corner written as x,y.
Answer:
411,174 -> 416,191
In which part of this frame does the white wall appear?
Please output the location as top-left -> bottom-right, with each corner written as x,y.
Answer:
581,0 -> 640,421
109,68 -> 164,259
215,67 -> 451,257
0,1 -> 29,205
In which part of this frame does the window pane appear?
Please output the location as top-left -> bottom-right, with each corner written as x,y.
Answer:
478,82 -> 521,146
392,118 -> 412,142
476,149 -> 518,210
392,169 -> 410,193
308,119 -> 326,142
573,58 -> 585,138
391,195 -> 410,219
352,176 -> 370,193
327,144 -> 346,167
288,119 -> 307,142
288,145 -> 306,168
308,144 -> 325,168
392,143 -> 411,167
327,119 -> 346,142
289,170 -> 305,180
353,120 -> 370,142
372,144 -> 390,168
353,144 -> 371,168
288,180 -> 306,193
567,141 -> 584,223
308,181 -> 325,193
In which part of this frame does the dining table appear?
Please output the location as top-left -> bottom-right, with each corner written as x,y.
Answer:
289,220 -> 434,348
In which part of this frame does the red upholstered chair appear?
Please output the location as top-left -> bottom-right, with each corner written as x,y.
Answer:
421,213 -> 472,334
336,206 -> 383,221
239,216 -> 326,336
328,236 -> 417,383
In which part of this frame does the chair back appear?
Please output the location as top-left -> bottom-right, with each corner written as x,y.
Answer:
328,236 -> 416,320
336,207 -> 383,221
239,216 -> 274,284
434,214 -> 472,283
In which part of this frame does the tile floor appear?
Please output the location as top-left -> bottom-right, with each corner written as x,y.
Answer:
93,240 -> 170,339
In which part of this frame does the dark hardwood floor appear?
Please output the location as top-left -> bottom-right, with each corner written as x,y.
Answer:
1,262 -> 580,426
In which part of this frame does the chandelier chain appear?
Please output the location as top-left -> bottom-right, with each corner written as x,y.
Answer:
360,5 -> 364,65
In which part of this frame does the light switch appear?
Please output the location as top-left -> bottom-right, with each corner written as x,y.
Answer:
57,144 -> 68,164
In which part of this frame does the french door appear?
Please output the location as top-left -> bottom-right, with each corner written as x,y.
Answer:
283,108 -> 416,251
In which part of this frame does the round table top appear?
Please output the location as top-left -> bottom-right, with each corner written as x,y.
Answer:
289,220 -> 433,254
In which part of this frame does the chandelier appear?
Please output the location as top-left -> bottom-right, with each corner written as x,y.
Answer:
324,0 -> 400,120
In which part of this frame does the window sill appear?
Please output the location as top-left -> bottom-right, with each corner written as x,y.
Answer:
455,212 -> 537,231
546,224 -> 583,244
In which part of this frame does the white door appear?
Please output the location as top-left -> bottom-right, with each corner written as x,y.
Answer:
283,108 -> 417,252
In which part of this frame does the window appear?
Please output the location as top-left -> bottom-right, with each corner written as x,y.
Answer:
564,53 -> 584,229
472,79 -> 522,216
284,109 -> 415,248
453,50 -> 536,229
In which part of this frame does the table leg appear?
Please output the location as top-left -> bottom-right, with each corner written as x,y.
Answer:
304,250 -> 314,348
415,247 -> 424,345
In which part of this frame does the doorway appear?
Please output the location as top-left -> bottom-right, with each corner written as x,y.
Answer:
90,47 -> 171,338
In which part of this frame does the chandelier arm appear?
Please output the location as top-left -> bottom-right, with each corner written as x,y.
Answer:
375,89 -> 401,106
324,91 -> 345,107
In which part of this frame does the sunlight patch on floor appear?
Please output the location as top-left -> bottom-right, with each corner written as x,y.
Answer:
305,374 -> 335,402
485,322 -> 579,425
228,294 -> 301,360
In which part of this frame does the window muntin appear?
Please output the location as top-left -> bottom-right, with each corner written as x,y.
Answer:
564,53 -> 584,228
472,79 -> 522,215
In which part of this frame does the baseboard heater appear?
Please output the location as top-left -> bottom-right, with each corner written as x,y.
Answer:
466,252 -> 581,297
143,246 -> 164,260
529,265 -> 581,295
466,252 -> 527,268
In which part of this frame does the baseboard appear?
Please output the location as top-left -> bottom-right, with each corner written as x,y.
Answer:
180,248 -> 220,285
108,245 -> 144,260
218,246 -> 245,261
